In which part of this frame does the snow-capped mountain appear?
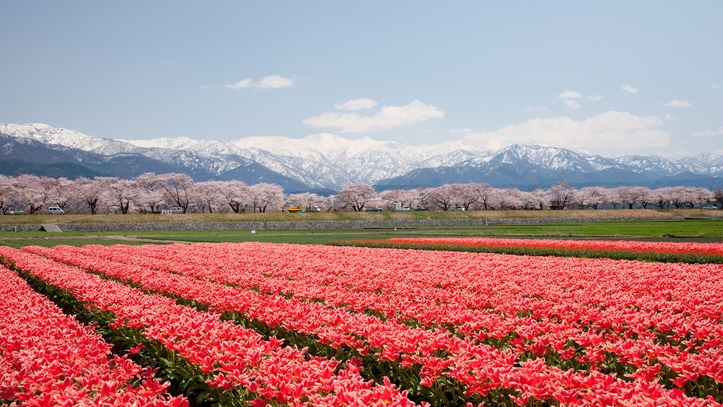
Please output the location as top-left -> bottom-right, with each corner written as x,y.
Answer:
1,123 -> 722,190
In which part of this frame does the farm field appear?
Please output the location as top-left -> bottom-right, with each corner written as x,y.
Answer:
1,218 -> 723,249
2,240 -> 723,406
3,208 -> 718,225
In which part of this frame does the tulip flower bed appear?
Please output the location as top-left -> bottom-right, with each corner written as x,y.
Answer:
339,237 -> 723,263
0,246 -> 418,407
0,265 -> 187,406
8,242 -> 723,406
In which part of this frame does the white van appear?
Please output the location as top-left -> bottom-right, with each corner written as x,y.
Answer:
48,206 -> 65,215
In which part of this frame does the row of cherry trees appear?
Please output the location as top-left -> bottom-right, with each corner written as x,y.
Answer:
0,173 -> 720,215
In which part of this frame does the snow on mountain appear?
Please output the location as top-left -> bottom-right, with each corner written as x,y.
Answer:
2,123 -> 722,189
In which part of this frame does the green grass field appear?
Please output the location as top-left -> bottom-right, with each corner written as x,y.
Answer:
1,218 -> 722,248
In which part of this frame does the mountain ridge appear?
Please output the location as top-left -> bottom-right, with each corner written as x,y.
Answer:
1,123 -> 722,190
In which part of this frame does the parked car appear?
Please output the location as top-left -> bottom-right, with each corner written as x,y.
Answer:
414,206 -> 429,211
366,207 -> 383,212
48,206 -> 65,215
702,205 -> 719,210
7,209 -> 25,215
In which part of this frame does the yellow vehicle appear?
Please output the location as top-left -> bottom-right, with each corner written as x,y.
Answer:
287,205 -> 306,213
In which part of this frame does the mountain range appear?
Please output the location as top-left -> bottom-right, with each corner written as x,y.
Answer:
1,123 -> 722,192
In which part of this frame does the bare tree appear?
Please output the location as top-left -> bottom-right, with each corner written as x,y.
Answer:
335,184 -> 376,212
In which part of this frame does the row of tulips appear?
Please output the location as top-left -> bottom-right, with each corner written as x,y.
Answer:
0,264 -> 187,406
341,237 -> 723,263
385,237 -> 723,257
0,246 -> 419,407
24,243 -> 723,405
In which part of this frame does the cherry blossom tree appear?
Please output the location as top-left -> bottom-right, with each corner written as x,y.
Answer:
576,187 -> 605,209
73,177 -> 111,215
548,181 -> 575,210
422,185 -> 455,211
0,175 -> 15,214
136,173 -> 166,213
714,189 -> 723,208
13,174 -> 55,214
49,178 -> 76,212
218,181 -> 250,213
286,192 -> 327,212
472,184 -> 497,210
335,184 -> 376,212
451,184 -> 480,211
248,183 -> 285,212
497,188 -> 522,210
379,189 -> 420,211
653,187 -> 673,209
192,181 -> 226,213
108,178 -> 140,214
157,173 -> 194,213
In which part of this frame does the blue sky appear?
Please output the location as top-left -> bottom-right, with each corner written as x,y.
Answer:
1,1 -> 721,157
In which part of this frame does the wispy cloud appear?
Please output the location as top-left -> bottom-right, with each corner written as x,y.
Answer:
693,127 -> 723,137
664,99 -> 692,108
558,90 -> 582,99
225,75 -> 293,90
564,100 -> 581,109
303,100 -> 444,133
713,85 -> 720,89
665,114 -> 677,121
526,106 -> 547,111
333,98 -> 378,110
586,95 -> 604,101
462,111 -> 670,154
622,85 -> 638,94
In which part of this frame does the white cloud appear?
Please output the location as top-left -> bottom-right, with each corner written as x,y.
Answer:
198,86 -> 207,90
664,99 -> 692,108
258,75 -> 294,89
586,95 -> 604,101
564,100 -> 581,109
622,85 -> 638,94
225,75 -> 293,90
302,100 -> 444,133
693,127 -> 723,137
558,90 -> 582,99
461,111 -> 670,154
226,79 -> 253,90
333,98 -> 378,110
713,85 -> 720,89
526,106 -> 547,111
665,114 -> 677,121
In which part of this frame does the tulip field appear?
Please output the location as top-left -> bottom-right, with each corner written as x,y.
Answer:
340,237 -> 723,264
1,240 -> 723,406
